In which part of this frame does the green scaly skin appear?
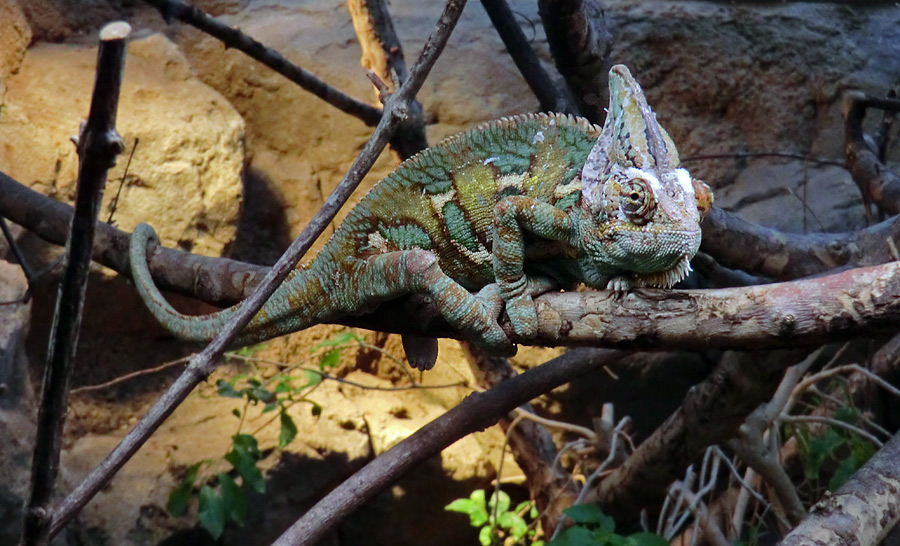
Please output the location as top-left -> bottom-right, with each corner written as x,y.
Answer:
130,65 -> 712,370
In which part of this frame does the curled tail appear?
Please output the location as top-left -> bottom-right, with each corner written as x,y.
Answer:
129,223 -> 332,346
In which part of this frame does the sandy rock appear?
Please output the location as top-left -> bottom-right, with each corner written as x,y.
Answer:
0,1 -> 30,89
0,32 -> 245,257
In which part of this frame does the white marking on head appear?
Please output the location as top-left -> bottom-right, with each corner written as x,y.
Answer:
532,131 -> 545,144
484,156 -> 499,165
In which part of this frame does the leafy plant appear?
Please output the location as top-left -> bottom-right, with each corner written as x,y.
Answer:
548,504 -> 667,546
167,331 -> 364,539
790,406 -> 877,491
446,489 -> 543,545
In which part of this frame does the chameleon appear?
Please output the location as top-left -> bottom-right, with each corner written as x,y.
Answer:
129,64 -> 712,370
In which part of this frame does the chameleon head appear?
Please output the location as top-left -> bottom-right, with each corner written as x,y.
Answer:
580,65 -> 712,288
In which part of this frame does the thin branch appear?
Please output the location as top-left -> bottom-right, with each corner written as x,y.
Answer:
23,21 -> 130,546
48,1 -> 466,537
480,0 -> 577,114
779,415 -> 883,447
269,347 -> 623,546
140,0 -> 382,125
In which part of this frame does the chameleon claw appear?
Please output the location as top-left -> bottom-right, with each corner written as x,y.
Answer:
506,295 -> 538,339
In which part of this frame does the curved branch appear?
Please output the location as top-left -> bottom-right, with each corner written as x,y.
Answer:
537,0 -> 612,123
700,206 -> 900,280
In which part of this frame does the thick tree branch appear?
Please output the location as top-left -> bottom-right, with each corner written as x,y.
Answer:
347,0 -> 429,160
843,92 -> 900,217
700,206 -> 900,280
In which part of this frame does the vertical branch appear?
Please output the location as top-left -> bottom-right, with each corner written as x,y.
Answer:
347,0 -> 429,159
21,21 -> 130,546
480,0 -> 578,115
537,0 -> 612,123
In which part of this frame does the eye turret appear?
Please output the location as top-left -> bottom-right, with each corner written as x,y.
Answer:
619,177 -> 656,224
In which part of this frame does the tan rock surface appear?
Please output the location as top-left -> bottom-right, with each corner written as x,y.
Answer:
0,32 -> 245,257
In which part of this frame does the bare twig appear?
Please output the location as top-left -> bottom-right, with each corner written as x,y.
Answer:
480,0 -> 577,114
141,0 -> 383,125
270,347 -> 623,546
23,22 -> 130,546
48,1 -> 466,537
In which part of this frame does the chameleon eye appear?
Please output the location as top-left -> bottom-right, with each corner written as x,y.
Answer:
619,177 -> 657,224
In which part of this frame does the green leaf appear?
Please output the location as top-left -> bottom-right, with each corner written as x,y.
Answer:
309,401 -> 323,417
167,481 -> 194,517
478,525 -> 493,546
217,473 -> 247,525
304,370 -> 323,386
275,380 -> 292,394
487,490 -> 511,516
312,331 -> 360,349
626,532 -> 670,546
279,411 -> 298,448
232,434 -> 261,458
167,462 -> 201,517
225,436 -> 265,493
446,497 -> 489,528
498,511 -> 528,538
850,436 -> 877,463
806,428 -> 844,481
198,485 -> 226,539
833,406 -> 860,425
564,504 -> 612,529
319,348 -> 341,370
828,455 -> 859,491
232,408 -> 241,418
549,525 -> 594,546
217,379 -> 242,399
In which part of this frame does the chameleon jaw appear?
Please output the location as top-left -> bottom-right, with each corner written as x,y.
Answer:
605,253 -> 694,291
